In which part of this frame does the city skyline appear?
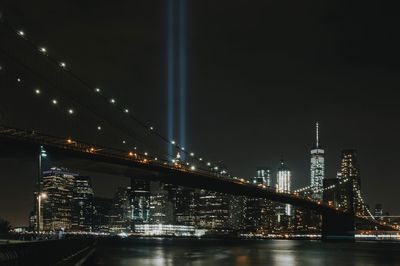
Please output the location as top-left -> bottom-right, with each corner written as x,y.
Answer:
0,122 -> 397,227
0,2 -> 398,224
3,0 -> 393,233
1,1 -> 400,265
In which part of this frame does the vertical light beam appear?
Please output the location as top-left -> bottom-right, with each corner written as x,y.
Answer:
166,0 -> 174,157
179,0 -> 187,158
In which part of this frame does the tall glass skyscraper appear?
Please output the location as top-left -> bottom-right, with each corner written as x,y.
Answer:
276,160 -> 292,216
339,149 -> 363,215
42,167 -> 77,231
255,167 -> 272,187
310,122 -> 325,200
72,176 -> 94,232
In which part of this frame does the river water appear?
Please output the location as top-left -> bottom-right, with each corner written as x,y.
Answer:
86,238 -> 400,266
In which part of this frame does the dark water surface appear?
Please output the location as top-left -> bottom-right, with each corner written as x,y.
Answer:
86,238 -> 400,266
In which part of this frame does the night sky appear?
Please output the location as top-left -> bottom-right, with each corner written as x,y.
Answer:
1,0 -> 400,226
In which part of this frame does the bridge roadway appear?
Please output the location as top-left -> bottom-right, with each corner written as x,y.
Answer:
0,126 -> 363,213
0,125 -> 394,235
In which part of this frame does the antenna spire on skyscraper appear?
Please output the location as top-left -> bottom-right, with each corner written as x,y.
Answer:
316,122 -> 319,148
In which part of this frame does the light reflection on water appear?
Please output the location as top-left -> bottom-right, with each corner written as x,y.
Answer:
87,239 -> 400,266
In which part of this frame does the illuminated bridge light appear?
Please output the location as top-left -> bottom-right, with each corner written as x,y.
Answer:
171,140 -> 176,145
97,126 -> 102,131
190,165 -> 196,171
34,89 -> 41,95
17,30 -> 25,36
122,140 -> 126,144
51,99 -> 58,105
110,98 -> 116,104
17,78 -> 22,82
39,47 -> 47,53
149,126 -> 154,130
124,108 -> 129,113
190,152 -> 194,157
68,109 -> 74,115
95,88 -> 101,93
59,62 -> 66,68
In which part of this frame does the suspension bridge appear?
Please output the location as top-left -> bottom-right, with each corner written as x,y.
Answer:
0,15 -> 396,241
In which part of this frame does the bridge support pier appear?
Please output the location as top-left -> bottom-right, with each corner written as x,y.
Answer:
321,211 -> 355,241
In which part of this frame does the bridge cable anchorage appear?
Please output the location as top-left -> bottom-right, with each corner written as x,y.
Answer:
1,19 -> 226,175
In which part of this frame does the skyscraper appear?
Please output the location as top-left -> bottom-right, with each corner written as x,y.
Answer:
130,177 -> 151,225
310,122 -> 325,200
110,187 -> 132,232
255,167 -> 272,187
72,176 -> 94,232
165,185 -> 197,226
149,181 -> 174,225
196,190 -> 230,232
42,167 -> 77,231
339,150 -> 363,215
276,160 -> 292,216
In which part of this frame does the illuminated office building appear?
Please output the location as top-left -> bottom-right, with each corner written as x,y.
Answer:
149,182 -> 174,225
196,190 -> 230,232
130,177 -> 151,225
254,167 -> 272,187
165,185 -> 197,226
276,160 -> 292,217
310,122 -> 325,200
42,167 -> 77,231
72,176 -> 94,232
339,149 -> 363,215
110,187 -> 133,232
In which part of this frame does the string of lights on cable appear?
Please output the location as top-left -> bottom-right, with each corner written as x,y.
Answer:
6,21 -> 227,175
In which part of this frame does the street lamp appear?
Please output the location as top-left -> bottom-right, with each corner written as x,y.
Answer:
37,146 -> 47,235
